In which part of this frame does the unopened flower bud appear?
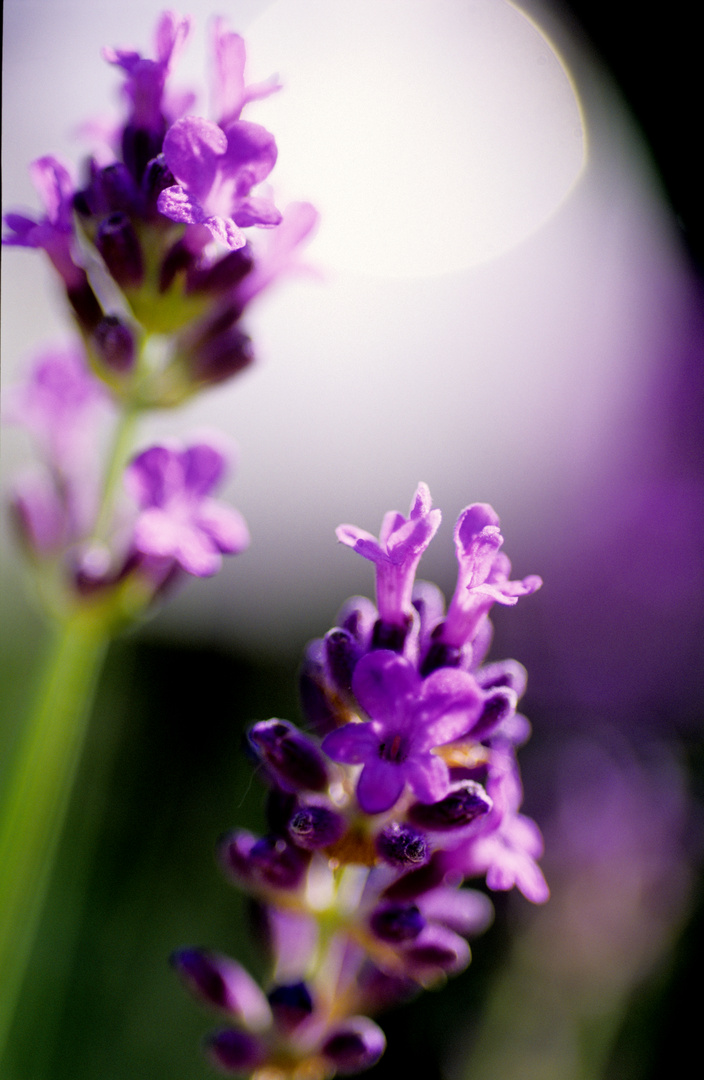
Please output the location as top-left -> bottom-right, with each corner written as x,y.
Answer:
249,719 -> 329,793
206,1029 -> 266,1074
288,803 -> 345,850
408,780 -> 492,832
268,981 -> 313,1031
322,1017 -> 386,1075
95,212 -> 144,287
376,823 -> 428,868
92,315 -> 136,373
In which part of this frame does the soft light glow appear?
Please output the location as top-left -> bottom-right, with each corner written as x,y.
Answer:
244,0 -> 585,277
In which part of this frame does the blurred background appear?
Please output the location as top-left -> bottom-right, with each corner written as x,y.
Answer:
1,1 -> 703,1078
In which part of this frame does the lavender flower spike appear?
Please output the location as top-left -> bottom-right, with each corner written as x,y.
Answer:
336,483 -> 441,629
125,438 -> 249,577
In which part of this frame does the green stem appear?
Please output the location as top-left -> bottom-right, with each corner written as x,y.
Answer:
93,404 -> 140,542
0,615 -> 108,1064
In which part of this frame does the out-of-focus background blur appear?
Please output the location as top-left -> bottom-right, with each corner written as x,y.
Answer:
1,1 -> 702,1078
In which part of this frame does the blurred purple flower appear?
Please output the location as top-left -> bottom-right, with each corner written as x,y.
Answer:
4,345 -> 110,469
322,650 -> 482,813
125,439 -> 249,577
103,10 -> 193,176
2,156 -> 85,289
210,17 -> 281,128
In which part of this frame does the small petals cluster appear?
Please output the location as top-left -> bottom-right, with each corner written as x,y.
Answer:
5,344 -> 248,624
3,11 -> 318,405
175,486 -> 546,1078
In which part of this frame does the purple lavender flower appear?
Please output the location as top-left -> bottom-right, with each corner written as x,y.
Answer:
125,438 -> 249,577
322,650 -> 483,813
103,10 -> 193,178
175,486 -> 545,1077
3,157 -> 85,289
4,345 -> 110,470
171,949 -> 272,1029
336,483 -> 441,633
211,17 -> 281,128
440,503 -> 543,653
157,116 -> 281,249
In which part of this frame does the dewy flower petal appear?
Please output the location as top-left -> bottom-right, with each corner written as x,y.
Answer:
125,439 -> 249,577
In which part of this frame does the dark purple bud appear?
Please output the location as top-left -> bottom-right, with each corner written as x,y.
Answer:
420,633 -> 463,677
337,595 -> 377,648
188,247 -> 254,295
92,315 -> 136,373
470,686 -> 518,740
142,153 -> 176,209
67,276 -> 104,332
249,719 -> 329,793
299,649 -> 340,736
324,628 -> 360,696
268,981 -> 313,1031
159,239 -> 195,293
95,212 -> 144,287
371,617 -> 408,652
190,326 -> 254,386
382,852 -> 447,902
220,830 -> 310,891
408,780 -> 492,831
122,123 -> 166,185
206,1028 -> 266,1074
402,925 -> 470,976
369,903 -> 425,944
322,1017 -> 386,1075
171,949 -> 272,1029
90,162 -> 141,215
376,823 -> 428,868
288,803 -> 345,850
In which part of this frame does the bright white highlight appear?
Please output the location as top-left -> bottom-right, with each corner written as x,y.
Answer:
245,0 -> 585,277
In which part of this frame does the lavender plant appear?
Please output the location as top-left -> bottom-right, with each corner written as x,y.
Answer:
0,9 -> 315,1056
173,484 -> 546,1077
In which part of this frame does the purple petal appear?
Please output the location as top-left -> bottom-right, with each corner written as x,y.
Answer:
222,121 -> 278,187
174,525 -> 223,577
233,195 -> 282,228
212,20 -> 247,124
171,949 -> 271,1029
352,651 -> 420,729
207,1029 -> 266,1074
335,524 -> 384,562
163,116 -> 227,195
181,442 -> 226,496
322,721 -> 379,765
356,758 -> 405,814
197,501 -> 250,554
322,1017 -> 386,1075
156,184 -> 206,225
413,668 -> 483,749
203,214 -> 247,250
405,753 -> 450,805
